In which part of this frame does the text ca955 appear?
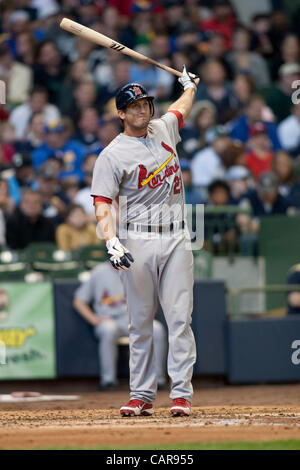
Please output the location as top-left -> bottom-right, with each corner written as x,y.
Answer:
150,454 -> 194,465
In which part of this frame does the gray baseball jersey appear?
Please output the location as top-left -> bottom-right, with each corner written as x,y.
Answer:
91,112 -> 185,225
91,111 -> 196,403
74,262 -> 127,318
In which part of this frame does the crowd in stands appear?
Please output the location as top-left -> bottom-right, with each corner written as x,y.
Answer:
1,0 -> 300,255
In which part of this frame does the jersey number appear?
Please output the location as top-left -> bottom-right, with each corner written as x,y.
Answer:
173,176 -> 181,194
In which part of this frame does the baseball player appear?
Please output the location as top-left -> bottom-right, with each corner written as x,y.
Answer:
91,66 -> 198,417
73,261 -> 167,390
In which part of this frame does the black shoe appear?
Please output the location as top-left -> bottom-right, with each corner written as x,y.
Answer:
99,382 -> 118,392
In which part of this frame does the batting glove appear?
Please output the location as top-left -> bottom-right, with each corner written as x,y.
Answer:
106,236 -> 134,270
178,65 -> 197,91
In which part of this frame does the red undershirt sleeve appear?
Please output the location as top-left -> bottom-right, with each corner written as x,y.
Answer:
92,195 -> 113,205
167,110 -> 185,130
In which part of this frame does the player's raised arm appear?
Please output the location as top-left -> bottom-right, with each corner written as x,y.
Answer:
168,66 -> 200,120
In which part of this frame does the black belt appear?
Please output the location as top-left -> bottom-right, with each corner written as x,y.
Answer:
127,221 -> 185,233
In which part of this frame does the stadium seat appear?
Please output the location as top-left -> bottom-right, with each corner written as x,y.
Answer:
0,249 -> 29,281
75,244 -> 108,269
23,242 -> 80,275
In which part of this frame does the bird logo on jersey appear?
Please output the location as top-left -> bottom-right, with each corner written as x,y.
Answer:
138,141 -> 180,189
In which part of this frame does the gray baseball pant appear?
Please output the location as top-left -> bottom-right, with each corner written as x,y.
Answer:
120,230 -> 196,403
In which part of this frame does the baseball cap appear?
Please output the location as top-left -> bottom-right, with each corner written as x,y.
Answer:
189,100 -> 217,127
279,63 -> 300,77
44,120 -> 66,134
258,171 -> 278,193
206,125 -> 229,144
226,165 -> 249,181
9,10 -> 30,24
132,1 -> 154,13
249,122 -> 267,137
36,166 -> 58,180
12,152 -> 32,169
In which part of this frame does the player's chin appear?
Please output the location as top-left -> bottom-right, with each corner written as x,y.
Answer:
137,116 -> 150,125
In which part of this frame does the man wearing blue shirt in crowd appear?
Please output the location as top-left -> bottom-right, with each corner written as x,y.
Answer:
230,94 -> 282,151
32,120 -> 85,181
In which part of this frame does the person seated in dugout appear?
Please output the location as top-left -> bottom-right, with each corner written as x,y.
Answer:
73,261 -> 168,391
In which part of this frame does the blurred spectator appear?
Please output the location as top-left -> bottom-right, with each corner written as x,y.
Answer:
15,111 -> 45,153
201,32 -> 233,80
76,108 -> 102,155
196,59 -> 236,122
201,0 -> 237,50
237,171 -> 290,254
33,40 -> 68,106
0,179 -> 11,246
205,179 -> 237,253
226,165 -> 251,204
73,261 -> 167,390
0,179 -> 15,218
92,49 -> 121,88
69,36 -> 96,64
15,31 -> 38,66
60,180 -> 80,205
9,85 -> 60,139
0,123 -> 16,168
191,127 -> 230,187
149,34 -> 174,99
0,41 -> 32,105
58,59 -> 94,117
97,117 -> 121,149
7,152 -> 35,205
6,9 -> 31,53
55,204 -> 99,251
180,159 -> 203,205
98,59 -> 130,109
6,188 -> 55,249
268,10 -> 291,53
287,264 -> 300,315
207,179 -> 231,207
260,63 -> 300,123
278,103 -> 300,158
239,171 -> 289,225
75,153 -> 97,219
36,164 -> 68,226
270,33 -> 300,82
180,100 -> 217,159
251,13 -> 274,60
230,94 -> 282,150
245,122 -> 274,180
227,27 -> 271,88
273,150 -> 300,209
32,119 -> 85,181
70,79 -> 98,123
232,73 -> 256,111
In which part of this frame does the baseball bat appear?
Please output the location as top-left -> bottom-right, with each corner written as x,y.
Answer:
60,18 -> 183,78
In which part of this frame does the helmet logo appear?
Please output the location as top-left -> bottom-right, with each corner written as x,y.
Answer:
133,86 -> 143,96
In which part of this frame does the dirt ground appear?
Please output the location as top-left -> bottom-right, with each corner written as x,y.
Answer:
0,382 -> 300,449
